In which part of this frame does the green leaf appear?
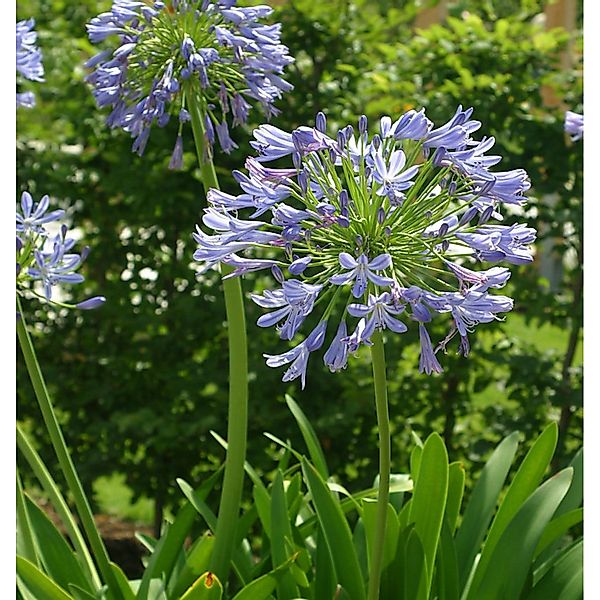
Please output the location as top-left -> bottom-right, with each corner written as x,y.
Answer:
445,462 -> 465,534
252,482 -> 272,539
230,555 -> 299,600
467,423 -> 558,595
555,448 -> 583,517
408,432 -> 448,597
404,530 -> 427,600
534,508 -> 583,559
455,431 -> 519,587
467,468 -> 573,600
67,585 -> 97,600
362,499 -> 400,571
410,444 -> 422,483
24,497 -> 93,594
109,562 -> 136,600
301,458 -> 366,600
285,395 -> 329,479
16,556 -> 74,600
177,478 -> 253,587
527,540 -> 582,600
169,532 -> 215,599
436,520 -> 459,600
180,572 -> 223,600
315,525 -> 337,600
270,470 -> 300,599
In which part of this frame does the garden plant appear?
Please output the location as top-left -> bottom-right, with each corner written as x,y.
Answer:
16,1 -> 583,599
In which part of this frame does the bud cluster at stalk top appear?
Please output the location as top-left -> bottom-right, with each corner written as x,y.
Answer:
85,0 -> 293,162
16,18 -> 44,109
16,192 -> 105,312
193,107 -> 536,387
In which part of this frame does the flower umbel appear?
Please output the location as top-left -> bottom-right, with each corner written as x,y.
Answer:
16,192 -> 105,311
85,0 -> 293,160
193,108 -> 535,386
16,18 -> 44,108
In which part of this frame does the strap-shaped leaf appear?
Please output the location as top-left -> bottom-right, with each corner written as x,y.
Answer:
468,423 -> 558,595
302,458 -> 366,600
286,395 -> 329,479
408,432 -> 448,598
455,431 -> 519,587
16,556 -> 73,600
466,468 -> 573,600
404,530 -> 427,600
362,499 -> 400,572
178,572 -> 223,599
270,470 -> 300,599
436,520 -> 459,600
169,532 -> 215,599
231,555 -> 299,600
445,462 -> 465,535
527,540 -> 583,600
533,508 -> 583,559
24,497 -> 93,595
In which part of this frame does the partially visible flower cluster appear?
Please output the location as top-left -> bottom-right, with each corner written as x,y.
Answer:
564,110 -> 583,142
16,18 -> 44,109
193,107 -> 536,387
16,192 -> 105,311
85,0 -> 293,163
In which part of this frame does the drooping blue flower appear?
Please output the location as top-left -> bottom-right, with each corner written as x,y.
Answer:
16,191 -> 104,311
16,18 -> 44,108
86,1 -> 293,157
193,107 -> 535,384
564,110 -> 583,142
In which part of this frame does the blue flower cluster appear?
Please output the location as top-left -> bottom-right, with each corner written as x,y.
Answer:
564,110 -> 583,142
85,0 -> 293,162
194,107 -> 536,386
16,192 -> 105,310
16,18 -> 44,109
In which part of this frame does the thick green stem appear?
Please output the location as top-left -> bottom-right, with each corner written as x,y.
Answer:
16,297 -> 123,600
186,84 -> 249,585
367,330 -> 391,600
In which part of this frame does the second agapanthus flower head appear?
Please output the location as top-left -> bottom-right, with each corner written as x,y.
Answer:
16,18 -> 44,108
193,106 -> 536,387
86,0 -> 293,162
16,191 -> 105,311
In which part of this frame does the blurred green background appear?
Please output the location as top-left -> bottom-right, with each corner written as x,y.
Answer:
17,0 -> 583,537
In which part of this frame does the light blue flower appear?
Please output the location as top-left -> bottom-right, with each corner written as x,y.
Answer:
564,110 -> 583,142
86,0 -> 293,156
193,107 -> 535,384
16,18 -> 44,108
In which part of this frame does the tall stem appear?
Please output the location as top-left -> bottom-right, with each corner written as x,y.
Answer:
186,84 -> 249,585
16,296 -> 123,600
367,330 -> 391,600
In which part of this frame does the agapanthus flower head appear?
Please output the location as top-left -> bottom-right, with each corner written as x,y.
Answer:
16,191 -> 105,311
16,18 -> 44,108
564,110 -> 583,142
85,0 -> 293,161
193,107 -> 535,387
